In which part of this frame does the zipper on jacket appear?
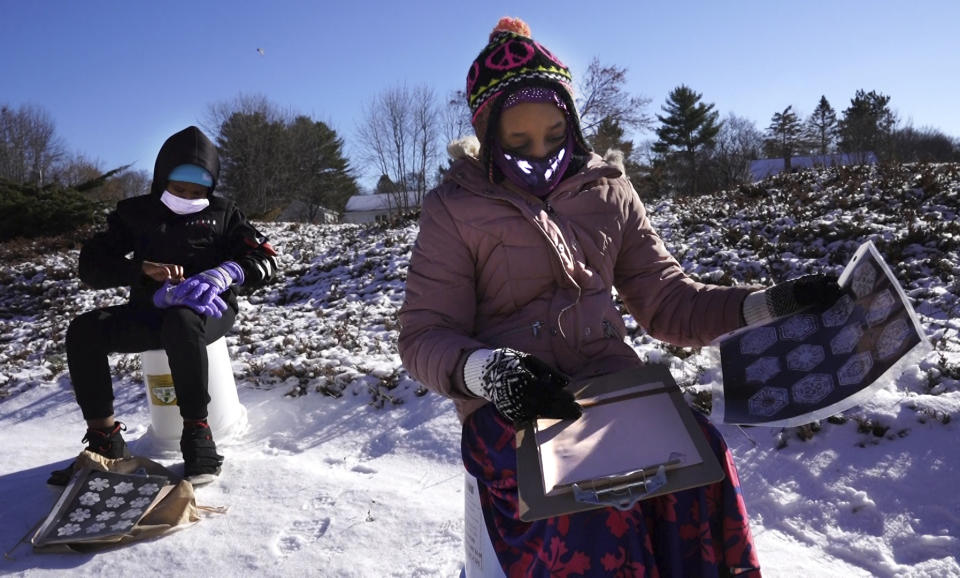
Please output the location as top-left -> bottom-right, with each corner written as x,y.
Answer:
543,201 -> 555,215
531,321 -> 543,337
490,321 -> 545,340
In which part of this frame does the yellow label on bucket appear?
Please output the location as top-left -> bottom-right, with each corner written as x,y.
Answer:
147,374 -> 177,406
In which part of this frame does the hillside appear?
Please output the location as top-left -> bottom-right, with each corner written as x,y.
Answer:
1,162 -> 958,576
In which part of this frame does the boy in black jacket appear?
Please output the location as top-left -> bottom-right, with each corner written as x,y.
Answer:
50,126 -> 278,486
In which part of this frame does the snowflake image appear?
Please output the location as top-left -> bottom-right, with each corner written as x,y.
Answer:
130,497 -> 151,509
57,523 -> 81,536
851,262 -> 878,298
111,520 -> 133,532
748,387 -> 789,417
779,314 -> 818,341
96,510 -> 116,522
113,481 -> 135,495
786,344 -> 826,372
120,508 -> 144,520
105,496 -> 126,509
88,477 -> 111,491
822,295 -> 855,327
830,324 -> 864,355
877,317 -> 912,360
745,356 -> 781,384
739,326 -> 778,355
85,522 -> 107,534
838,352 -> 874,386
78,492 -> 100,506
791,373 -> 835,404
866,289 -> 896,326
138,483 -> 161,496
68,508 -> 92,522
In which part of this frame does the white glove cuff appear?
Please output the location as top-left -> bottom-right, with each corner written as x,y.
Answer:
463,348 -> 495,398
742,290 -> 775,326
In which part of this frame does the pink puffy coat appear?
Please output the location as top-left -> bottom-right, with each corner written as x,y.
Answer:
398,146 -> 754,422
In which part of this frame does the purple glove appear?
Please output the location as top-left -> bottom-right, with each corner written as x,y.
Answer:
171,261 -> 244,308
196,261 -> 245,293
153,280 -> 228,318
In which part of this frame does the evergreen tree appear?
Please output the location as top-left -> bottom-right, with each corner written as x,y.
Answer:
838,90 -> 896,161
588,116 -> 643,182
806,96 -> 838,156
375,174 -> 397,194
217,109 -> 287,216
285,116 -> 358,218
765,106 -> 803,171
653,85 -> 721,195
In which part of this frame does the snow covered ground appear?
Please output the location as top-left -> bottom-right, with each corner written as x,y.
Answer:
1,163 -> 958,576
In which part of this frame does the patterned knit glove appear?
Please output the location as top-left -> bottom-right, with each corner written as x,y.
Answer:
463,348 -> 582,424
742,273 -> 844,325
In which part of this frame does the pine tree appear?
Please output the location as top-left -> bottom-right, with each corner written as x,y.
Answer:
806,96 -> 838,156
285,116 -> 358,218
765,106 -> 803,171
653,85 -> 721,195
838,90 -> 896,161
588,116 -> 643,182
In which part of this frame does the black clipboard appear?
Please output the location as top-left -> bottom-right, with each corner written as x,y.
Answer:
516,365 -> 725,521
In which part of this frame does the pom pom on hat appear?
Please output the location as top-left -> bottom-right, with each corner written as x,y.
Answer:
490,16 -> 531,40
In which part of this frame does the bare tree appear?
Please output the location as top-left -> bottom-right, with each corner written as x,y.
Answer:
576,58 -> 653,138
440,89 -> 473,145
356,84 -> 441,213
0,103 -> 66,186
711,113 -> 763,188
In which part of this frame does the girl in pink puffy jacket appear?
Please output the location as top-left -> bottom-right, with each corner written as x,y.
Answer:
399,17 -> 839,578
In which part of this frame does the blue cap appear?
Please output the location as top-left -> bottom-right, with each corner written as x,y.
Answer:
168,164 -> 214,187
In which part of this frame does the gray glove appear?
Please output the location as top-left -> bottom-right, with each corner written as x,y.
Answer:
463,348 -> 582,424
743,273 -> 844,325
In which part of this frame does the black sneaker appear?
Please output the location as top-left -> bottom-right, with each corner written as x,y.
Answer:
181,419 -> 224,486
82,422 -> 132,459
47,422 -> 132,486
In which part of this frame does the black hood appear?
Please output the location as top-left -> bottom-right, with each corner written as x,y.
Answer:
150,125 -> 220,196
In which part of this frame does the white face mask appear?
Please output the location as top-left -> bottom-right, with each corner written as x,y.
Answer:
161,190 -> 210,215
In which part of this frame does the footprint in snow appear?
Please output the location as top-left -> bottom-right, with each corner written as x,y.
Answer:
276,518 -> 331,556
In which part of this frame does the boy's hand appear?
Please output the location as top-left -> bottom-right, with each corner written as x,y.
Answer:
153,280 -> 228,318
143,261 -> 184,283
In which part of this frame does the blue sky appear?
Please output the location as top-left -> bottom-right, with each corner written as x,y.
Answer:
3,0 -> 959,189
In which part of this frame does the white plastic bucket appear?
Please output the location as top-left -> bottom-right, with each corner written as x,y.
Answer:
464,474 -> 506,578
139,336 -> 247,455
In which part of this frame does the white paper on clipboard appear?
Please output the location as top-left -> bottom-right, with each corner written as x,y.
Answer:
534,384 -> 703,496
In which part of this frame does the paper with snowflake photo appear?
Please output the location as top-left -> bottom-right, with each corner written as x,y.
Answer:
32,469 -> 171,548
29,451 -> 199,552
711,240 -> 931,427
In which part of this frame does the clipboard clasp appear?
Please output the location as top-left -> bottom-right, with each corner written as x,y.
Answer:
571,462 -> 671,511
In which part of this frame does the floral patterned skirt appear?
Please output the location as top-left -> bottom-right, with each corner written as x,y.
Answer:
461,404 -> 762,577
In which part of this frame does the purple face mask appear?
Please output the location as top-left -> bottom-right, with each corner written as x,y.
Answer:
493,130 -> 573,198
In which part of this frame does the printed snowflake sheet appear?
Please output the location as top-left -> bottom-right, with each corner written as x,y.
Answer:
32,469 -> 170,547
713,241 -> 931,427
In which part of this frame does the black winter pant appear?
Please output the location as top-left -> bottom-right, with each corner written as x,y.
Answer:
66,303 -> 236,421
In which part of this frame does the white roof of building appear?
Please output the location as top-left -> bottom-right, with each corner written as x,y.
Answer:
344,191 -> 422,212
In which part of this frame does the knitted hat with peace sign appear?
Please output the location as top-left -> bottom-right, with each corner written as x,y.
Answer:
466,17 -> 591,169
